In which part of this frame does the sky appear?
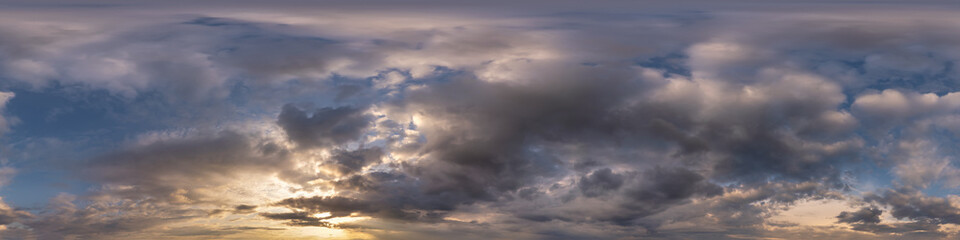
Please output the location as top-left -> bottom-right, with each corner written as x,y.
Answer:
3,0 -> 960,239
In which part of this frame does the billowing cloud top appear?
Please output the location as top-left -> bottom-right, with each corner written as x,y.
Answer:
2,1 -> 960,239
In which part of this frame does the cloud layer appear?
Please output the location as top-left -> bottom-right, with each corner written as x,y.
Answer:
2,1 -> 960,239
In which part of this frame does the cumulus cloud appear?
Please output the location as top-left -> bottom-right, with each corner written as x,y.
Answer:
853,89 -> 960,127
84,130 -> 295,203
822,187 -> 960,238
837,207 -> 883,224
0,91 -> 13,136
277,104 -> 371,149
865,188 -> 960,225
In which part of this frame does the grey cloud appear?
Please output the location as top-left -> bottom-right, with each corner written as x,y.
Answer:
261,211 -> 334,227
0,15 -> 394,132
825,187 -> 960,237
233,204 -> 258,214
625,167 -> 722,207
388,63 -> 700,208
265,195 -> 447,227
277,104 -> 371,149
84,130 -> 293,203
329,147 -> 383,174
578,168 -> 625,197
848,220 -> 942,236
208,27 -> 382,81
629,180 -> 841,234
22,193 -> 210,239
838,212 -> 943,237
234,204 -> 257,211
510,167 -> 723,230
0,200 -> 30,226
329,171 -> 410,193
274,196 -> 373,219
162,226 -> 250,237
263,48 -> 863,233
705,16 -> 960,92
865,188 -> 960,225
0,91 -> 14,136
589,167 -> 722,227
274,171 -> 467,223
837,207 -> 882,224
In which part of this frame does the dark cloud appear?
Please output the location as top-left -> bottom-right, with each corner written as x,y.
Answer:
848,220 -> 942,236
865,188 -> 960,225
260,51 -> 860,235
837,207 -> 882,224
392,68 -> 638,201
261,211 -> 335,227
265,195 -> 447,227
234,204 -> 258,213
628,180 -> 843,234
624,167 -> 722,209
329,147 -> 383,174
378,59 -> 850,199
277,104 -> 371,149
578,168 -> 625,197
270,170 -> 474,224
274,196 -> 373,219
827,187 -> 960,236
545,167 -> 721,228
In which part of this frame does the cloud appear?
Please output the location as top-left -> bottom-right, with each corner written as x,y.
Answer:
0,197 -> 30,226
328,147 -> 383,175
83,130 -> 295,204
837,207 -> 882,224
832,207 -> 942,236
8,3 -> 960,240
578,168 -> 625,198
853,89 -> 960,127
18,193 -> 216,239
277,104 -> 372,149
257,17 -> 874,236
0,91 -> 13,136
0,95 -> 24,230
865,188 -> 960,225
